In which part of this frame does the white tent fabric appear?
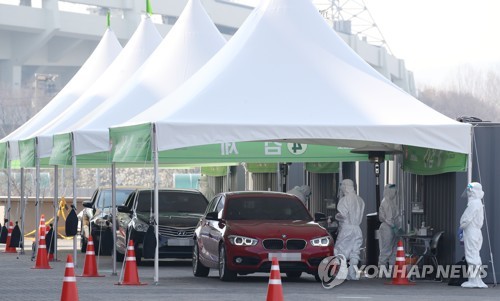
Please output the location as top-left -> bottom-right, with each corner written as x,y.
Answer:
68,0 -> 225,157
25,15 -> 162,160
116,0 -> 471,155
0,28 -> 122,160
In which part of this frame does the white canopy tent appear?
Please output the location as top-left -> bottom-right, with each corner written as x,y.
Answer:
17,15 -> 162,266
108,0 -> 472,284
0,28 -> 122,164
50,0 -> 226,164
113,0 -> 471,156
0,27 -> 122,257
21,15 -> 162,162
47,0 -> 226,280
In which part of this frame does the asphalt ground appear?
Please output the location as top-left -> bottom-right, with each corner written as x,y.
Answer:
0,238 -> 498,301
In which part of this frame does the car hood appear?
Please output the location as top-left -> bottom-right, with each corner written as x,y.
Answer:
226,220 -> 329,239
136,212 -> 202,227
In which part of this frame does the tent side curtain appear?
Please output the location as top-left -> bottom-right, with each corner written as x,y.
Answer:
110,123 -> 152,163
246,163 -> 277,173
305,162 -> 339,173
18,138 -> 35,168
50,133 -> 72,166
402,146 -> 467,176
0,143 -> 7,168
201,166 -> 229,177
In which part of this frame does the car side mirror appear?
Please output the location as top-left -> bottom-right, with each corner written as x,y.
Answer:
314,212 -> 327,222
117,205 -> 131,213
82,200 -> 93,208
205,211 -> 219,221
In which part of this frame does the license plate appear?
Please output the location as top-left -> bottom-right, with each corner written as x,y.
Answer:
167,238 -> 194,246
268,252 -> 301,261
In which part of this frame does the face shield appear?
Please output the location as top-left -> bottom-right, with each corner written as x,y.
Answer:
460,183 -> 473,199
461,182 -> 484,200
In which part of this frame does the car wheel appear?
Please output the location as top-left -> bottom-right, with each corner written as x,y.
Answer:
219,244 -> 237,281
286,271 -> 302,279
80,236 -> 87,253
193,243 -> 210,277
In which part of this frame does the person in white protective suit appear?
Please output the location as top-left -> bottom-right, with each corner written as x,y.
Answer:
378,184 -> 399,268
460,182 -> 488,288
334,179 -> 365,280
286,185 -> 311,206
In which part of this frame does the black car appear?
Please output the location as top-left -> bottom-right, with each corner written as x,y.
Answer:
116,188 -> 208,264
79,187 -> 136,254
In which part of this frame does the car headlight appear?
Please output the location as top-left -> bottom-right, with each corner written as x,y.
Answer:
228,235 -> 258,246
310,236 -> 331,247
132,219 -> 149,232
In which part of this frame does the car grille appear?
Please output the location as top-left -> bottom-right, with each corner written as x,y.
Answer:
262,239 -> 307,250
157,225 -> 195,238
263,239 -> 284,250
286,239 -> 307,250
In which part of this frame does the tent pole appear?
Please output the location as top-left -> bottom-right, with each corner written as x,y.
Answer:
35,138 -> 41,256
6,143 -> 11,223
152,124 -> 159,284
71,136 -> 78,267
111,162 -> 117,275
53,165 -> 58,261
20,167 -> 26,255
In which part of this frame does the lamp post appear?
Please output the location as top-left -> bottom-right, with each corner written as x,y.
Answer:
351,146 -> 402,209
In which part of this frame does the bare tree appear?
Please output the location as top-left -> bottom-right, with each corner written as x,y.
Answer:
418,65 -> 500,122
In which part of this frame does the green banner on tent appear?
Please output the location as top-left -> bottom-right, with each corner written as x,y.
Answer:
402,146 -> 467,175
18,138 -> 35,167
201,166 -> 228,177
157,142 -> 370,164
110,123 -> 152,163
50,133 -> 72,166
246,163 -> 277,173
306,162 -> 340,173
0,142 -> 7,169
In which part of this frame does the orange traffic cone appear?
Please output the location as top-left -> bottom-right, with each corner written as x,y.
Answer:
266,257 -> 284,301
116,240 -> 146,285
4,221 -> 16,253
80,235 -> 104,277
388,240 -> 414,285
60,254 -> 79,301
33,215 -> 51,269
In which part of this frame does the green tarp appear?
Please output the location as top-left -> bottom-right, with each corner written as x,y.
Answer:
0,143 -> 7,169
402,146 -> 467,175
246,163 -> 277,173
201,166 -> 228,177
305,162 -> 340,173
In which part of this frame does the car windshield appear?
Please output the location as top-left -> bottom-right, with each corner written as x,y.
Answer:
225,196 -> 312,221
135,191 -> 207,214
97,189 -> 134,208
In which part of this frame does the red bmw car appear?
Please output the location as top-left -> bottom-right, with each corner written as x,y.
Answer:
192,191 -> 333,281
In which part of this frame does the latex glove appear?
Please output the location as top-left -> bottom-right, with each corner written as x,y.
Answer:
457,228 -> 464,245
392,225 -> 400,235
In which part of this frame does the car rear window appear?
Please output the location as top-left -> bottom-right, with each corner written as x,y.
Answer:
225,196 -> 312,221
97,189 -> 135,208
136,191 -> 207,214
